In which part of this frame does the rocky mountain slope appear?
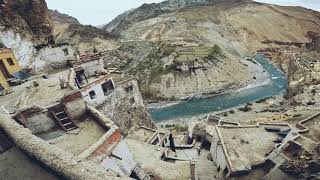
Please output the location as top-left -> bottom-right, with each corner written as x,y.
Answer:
0,0 -> 53,43
103,0 -> 224,33
113,0 -> 320,52
101,0 -> 320,100
49,10 -> 119,54
49,9 -> 80,36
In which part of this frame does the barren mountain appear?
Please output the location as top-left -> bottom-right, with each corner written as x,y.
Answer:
102,0 -> 320,100
49,10 -> 119,54
114,0 -> 320,53
104,0 -> 224,33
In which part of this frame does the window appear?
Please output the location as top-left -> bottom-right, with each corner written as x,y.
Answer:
7,58 -> 14,66
101,80 -> 115,96
130,97 -> 135,104
89,91 -> 96,99
125,85 -> 133,93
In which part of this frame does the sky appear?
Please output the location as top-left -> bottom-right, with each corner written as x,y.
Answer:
45,0 -> 320,26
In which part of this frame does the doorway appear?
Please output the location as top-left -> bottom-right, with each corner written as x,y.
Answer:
0,60 -> 11,79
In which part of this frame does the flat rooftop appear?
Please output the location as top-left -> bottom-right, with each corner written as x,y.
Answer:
0,70 -> 72,112
125,138 -> 191,180
127,126 -> 156,142
217,124 -> 290,172
0,69 -> 135,114
46,119 -> 106,156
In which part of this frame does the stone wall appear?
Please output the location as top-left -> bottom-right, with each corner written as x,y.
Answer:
98,79 -> 155,135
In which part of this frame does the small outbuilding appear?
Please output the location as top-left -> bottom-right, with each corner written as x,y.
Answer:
0,48 -> 22,91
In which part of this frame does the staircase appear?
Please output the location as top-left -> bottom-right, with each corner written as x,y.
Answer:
50,104 -> 78,132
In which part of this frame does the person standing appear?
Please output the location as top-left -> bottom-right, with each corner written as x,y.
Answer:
169,132 -> 177,157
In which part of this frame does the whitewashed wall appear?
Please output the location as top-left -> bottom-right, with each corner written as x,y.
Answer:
81,79 -> 115,107
33,45 -> 77,72
0,28 -> 77,72
0,29 -> 35,67
79,59 -> 104,77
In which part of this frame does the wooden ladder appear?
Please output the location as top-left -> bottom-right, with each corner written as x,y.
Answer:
50,105 -> 78,132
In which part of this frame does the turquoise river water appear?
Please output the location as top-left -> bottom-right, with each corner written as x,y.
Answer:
148,54 -> 288,122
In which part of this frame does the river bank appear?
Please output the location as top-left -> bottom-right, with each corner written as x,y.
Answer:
147,54 -> 288,122
147,56 -> 270,108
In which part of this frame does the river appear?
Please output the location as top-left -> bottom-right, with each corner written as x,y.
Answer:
148,54 -> 288,122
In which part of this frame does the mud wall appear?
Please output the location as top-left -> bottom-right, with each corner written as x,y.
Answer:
78,59 -> 104,77
65,98 -> 87,120
97,79 -> 155,135
24,111 -> 56,134
210,127 -> 229,173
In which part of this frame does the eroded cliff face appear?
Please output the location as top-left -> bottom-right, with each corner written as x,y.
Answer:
0,0 -> 53,43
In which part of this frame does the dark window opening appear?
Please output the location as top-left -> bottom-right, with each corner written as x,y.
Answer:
89,91 -> 96,99
129,171 -> 139,179
75,69 -> 88,86
63,48 -> 69,56
130,97 -> 135,104
0,84 -> 4,92
7,58 -> 14,66
125,85 -> 133,93
101,80 -> 115,96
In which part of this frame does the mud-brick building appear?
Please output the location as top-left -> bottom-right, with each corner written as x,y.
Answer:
0,48 -> 22,91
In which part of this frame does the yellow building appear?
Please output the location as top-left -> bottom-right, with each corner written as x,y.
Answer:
0,48 -> 22,91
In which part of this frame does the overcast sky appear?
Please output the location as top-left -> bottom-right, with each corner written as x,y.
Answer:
45,0 -> 320,26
